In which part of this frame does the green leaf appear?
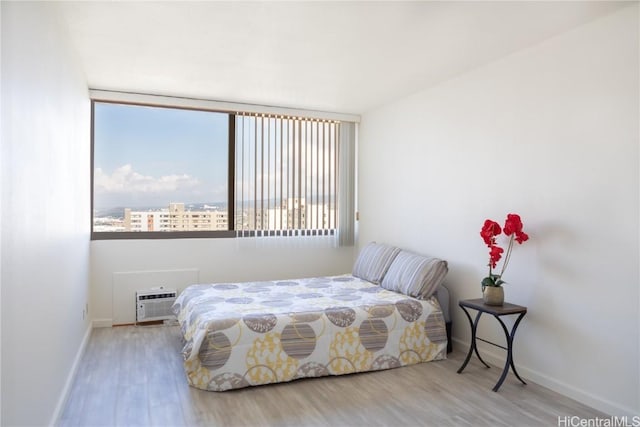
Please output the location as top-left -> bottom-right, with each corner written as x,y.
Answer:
482,277 -> 496,287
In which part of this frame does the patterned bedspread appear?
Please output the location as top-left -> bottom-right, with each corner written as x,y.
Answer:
173,274 -> 447,391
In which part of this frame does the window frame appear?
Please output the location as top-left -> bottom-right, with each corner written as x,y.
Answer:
88,90 -> 359,242
90,99 -> 236,240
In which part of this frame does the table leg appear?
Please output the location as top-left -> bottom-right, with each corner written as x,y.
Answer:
457,306 -> 475,373
471,310 -> 491,369
457,307 -> 490,374
508,312 -> 527,385
492,312 -> 527,391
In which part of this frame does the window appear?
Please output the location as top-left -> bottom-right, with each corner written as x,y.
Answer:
235,113 -> 339,237
91,101 -> 234,239
91,93 -> 356,243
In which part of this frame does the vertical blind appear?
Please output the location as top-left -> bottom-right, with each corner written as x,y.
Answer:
235,112 -> 354,245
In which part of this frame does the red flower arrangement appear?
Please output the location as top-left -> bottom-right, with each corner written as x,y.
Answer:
480,214 -> 529,288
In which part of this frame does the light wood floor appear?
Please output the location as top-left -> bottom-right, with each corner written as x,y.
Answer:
59,325 -> 605,427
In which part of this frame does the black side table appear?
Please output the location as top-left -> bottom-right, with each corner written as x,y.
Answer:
457,298 -> 527,392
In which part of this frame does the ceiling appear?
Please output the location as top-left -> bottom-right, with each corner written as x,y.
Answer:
55,1 -> 629,115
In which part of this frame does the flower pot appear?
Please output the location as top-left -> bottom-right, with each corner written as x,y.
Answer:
483,286 -> 504,306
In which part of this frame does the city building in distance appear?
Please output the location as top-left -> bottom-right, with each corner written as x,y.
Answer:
93,198 -> 336,233
124,202 -> 228,232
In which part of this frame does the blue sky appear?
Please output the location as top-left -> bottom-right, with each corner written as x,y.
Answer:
93,102 -> 228,209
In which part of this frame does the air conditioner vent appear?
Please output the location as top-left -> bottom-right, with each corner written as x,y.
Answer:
136,289 -> 177,322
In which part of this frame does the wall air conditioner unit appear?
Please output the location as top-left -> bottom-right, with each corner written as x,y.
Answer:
136,289 -> 177,322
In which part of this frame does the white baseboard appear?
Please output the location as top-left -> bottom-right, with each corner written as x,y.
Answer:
92,318 -> 113,328
50,323 -> 92,426
452,337 -> 639,418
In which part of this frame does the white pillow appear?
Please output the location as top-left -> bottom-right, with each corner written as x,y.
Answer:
381,250 -> 448,299
352,242 -> 400,285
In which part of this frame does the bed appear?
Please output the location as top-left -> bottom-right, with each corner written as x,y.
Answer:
172,243 -> 451,391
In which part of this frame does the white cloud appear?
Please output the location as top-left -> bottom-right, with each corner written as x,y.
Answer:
95,164 -> 200,194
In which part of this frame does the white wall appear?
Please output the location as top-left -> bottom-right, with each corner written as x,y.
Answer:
358,5 -> 638,417
1,2 -> 91,426
91,239 -> 355,325
0,4 -> 3,422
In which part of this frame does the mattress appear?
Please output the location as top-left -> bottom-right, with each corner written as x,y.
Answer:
434,285 -> 451,323
173,274 -> 448,391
